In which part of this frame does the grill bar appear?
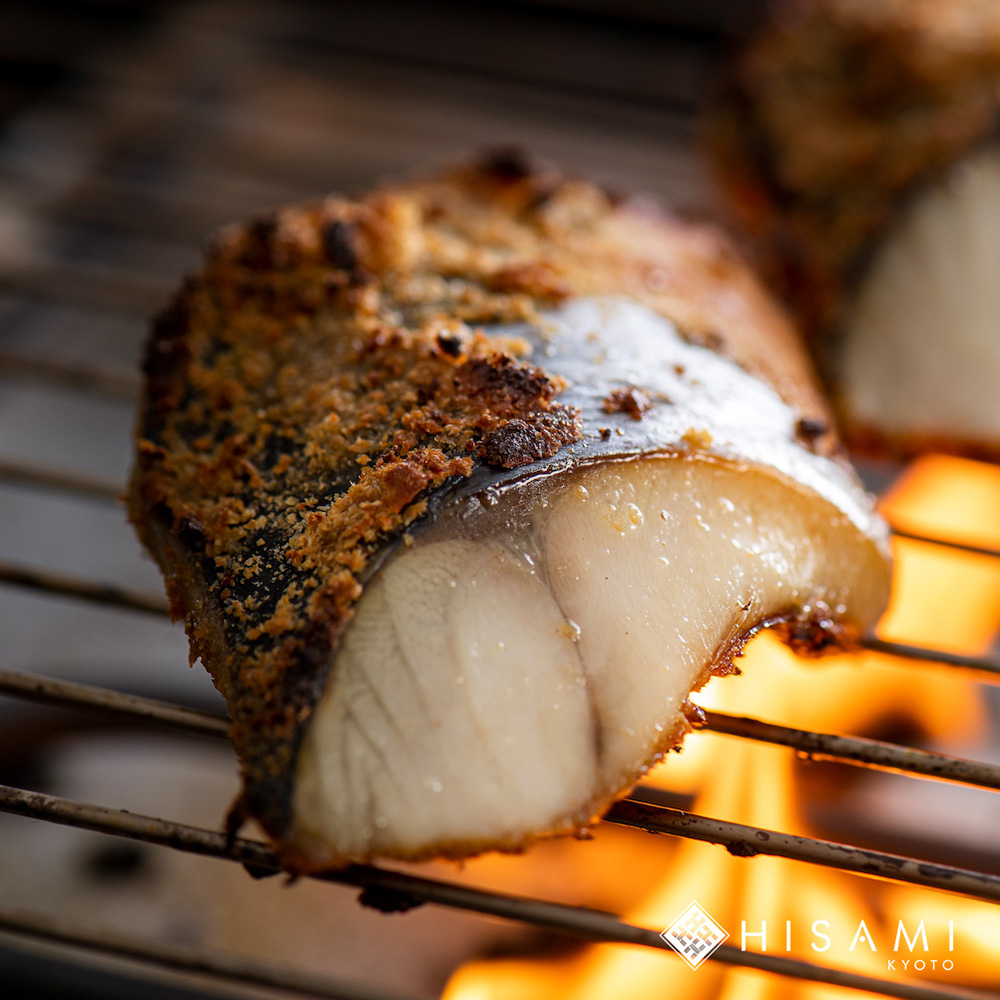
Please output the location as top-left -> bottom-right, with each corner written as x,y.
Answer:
3,665 -> 997,792
0,263 -> 171,316
0,783 -> 986,1000
889,526 -> 1000,561
31,171 -> 290,245
606,799 -> 1000,903
3,765 -> 999,906
0,349 -> 140,399
862,637 -> 1000,678
0,666 -> 229,738
697,709 -> 1000,790
0,906 -> 429,1000
0,560 -> 169,616
0,457 -> 123,504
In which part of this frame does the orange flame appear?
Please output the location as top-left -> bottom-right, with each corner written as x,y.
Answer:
443,456 -> 1000,999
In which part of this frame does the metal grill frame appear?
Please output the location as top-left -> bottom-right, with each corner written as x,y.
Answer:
0,570 -> 998,1000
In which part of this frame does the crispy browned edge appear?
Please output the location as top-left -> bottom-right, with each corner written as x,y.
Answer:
128,149 -> 844,867
710,0 -> 1000,459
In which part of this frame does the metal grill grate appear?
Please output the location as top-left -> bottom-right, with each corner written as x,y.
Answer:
1,4 -> 999,1000
0,572 -> 998,1000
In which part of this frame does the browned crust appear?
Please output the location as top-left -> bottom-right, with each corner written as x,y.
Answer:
712,0 -> 1000,340
128,150 -> 838,849
602,385 -> 653,421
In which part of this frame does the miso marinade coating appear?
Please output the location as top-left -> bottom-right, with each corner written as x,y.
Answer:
129,154 -> 890,868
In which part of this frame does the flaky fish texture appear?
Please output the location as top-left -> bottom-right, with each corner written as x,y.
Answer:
712,0 -> 1000,460
129,152 -> 890,871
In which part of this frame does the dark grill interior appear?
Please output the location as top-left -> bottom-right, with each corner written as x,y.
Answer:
1,4 -> 999,999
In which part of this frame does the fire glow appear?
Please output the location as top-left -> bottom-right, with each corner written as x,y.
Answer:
441,455 -> 1000,998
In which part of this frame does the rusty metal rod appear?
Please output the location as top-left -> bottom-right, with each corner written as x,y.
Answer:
0,906 -> 430,1000
0,666 -> 228,738
890,526 -> 1000,561
0,457 -> 123,504
0,350 -> 140,399
4,666 -> 998,796
0,784 -> 985,1000
862,637 -> 1000,678
0,263 -> 170,316
607,799 -> 1000,903
698,710 -> 1000,790
0,561 -> 170,616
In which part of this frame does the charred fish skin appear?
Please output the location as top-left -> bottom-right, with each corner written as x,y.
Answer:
440,296 -> 882,536
712,0 -> 1000,460
129,153 -> 889,866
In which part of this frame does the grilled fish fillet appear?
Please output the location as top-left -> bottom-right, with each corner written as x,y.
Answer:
712,0 -> 1000,460
129,153 -> 890,870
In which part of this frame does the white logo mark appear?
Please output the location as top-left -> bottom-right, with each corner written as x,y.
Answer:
660,901 -> 729,970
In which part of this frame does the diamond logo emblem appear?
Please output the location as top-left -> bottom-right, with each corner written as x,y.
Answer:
660,901 -> 729,970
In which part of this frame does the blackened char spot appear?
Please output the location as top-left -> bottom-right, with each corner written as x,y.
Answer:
436,334 -> 462,357
771,615 -> 845,655
323,220 -> 359,273
479,407 -> 582,469
478,145 -> 535,182
795,417 -> 829,448
143,293 -> 193,410
358,886 -> 424,914
238,216 -> 279,269
242,863 -> 280,880
455,355 -> 554,411
176,516 -> 206,550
